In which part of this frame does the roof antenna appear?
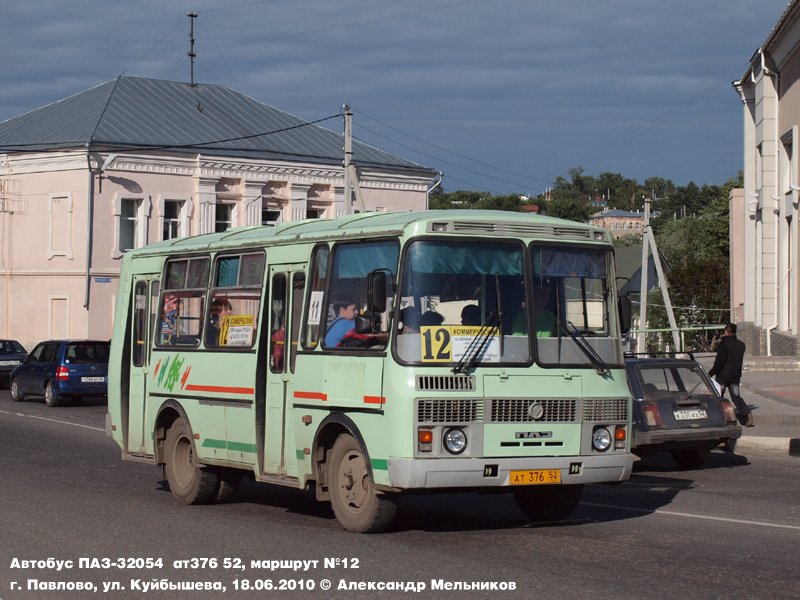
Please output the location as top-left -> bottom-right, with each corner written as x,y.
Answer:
188,12 -> 198,86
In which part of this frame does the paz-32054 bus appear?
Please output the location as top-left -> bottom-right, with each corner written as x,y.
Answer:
107,210 -> 633,532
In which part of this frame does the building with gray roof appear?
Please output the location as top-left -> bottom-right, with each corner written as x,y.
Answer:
0,76 -> 436,347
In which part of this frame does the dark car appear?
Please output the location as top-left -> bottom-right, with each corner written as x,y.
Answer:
625,355 -> 742,468
0,339 -> 28,385
10,340 -> 110,407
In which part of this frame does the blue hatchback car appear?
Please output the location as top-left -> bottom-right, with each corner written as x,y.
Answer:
10,340 -> 110,407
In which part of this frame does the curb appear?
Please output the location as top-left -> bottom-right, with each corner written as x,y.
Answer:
735,435 -> 800,457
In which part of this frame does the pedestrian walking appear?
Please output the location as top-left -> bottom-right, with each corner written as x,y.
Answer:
709,323 -> 753,426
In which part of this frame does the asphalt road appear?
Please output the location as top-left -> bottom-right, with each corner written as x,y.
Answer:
1,390 -> 798,600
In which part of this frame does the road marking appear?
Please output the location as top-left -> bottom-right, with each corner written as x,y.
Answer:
0,409 -> 104,432
583,502 -> 800,531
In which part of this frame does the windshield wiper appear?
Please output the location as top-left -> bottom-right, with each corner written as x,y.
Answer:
558,320 -> 610,377
452,311 -> 500,374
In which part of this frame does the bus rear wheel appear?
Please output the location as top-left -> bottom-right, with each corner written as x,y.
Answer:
513,484 -> 584,522
328,434 -> 397,533
164,417 -> 219,504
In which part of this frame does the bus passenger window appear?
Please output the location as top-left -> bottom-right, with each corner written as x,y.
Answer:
205,252 -> 264,349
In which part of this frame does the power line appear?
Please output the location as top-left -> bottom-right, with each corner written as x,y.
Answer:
354,108 -> 554,187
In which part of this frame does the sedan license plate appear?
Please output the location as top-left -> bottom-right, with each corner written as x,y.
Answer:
674,408 -> 708,421
510,469 -> 561,486
81,376 -> 105,383
0,360 -> 19,366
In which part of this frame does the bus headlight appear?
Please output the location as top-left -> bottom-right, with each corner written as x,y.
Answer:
443,428 -> 467,455
592,427 -> 612,452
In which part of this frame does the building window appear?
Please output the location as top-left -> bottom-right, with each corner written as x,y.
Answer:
48,194 -> 73,259
262,205 -> 282,226
119,198 -> 143,252
306,207 -> 323,219
163,200 -> 183,240
215,203 -> 233,232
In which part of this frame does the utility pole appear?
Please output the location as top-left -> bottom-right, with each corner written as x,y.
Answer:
188,12 -> 198,86
342,105 -> 366,214
638,194 -> 681,352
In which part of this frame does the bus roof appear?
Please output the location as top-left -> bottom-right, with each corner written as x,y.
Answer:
130,210 -> 610,257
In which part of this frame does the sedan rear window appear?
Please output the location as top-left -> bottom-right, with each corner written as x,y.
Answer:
0,341 -> 25,354
65,343 -> 110,364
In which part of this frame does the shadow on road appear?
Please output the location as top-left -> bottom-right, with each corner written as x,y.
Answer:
149,452 -> 750,534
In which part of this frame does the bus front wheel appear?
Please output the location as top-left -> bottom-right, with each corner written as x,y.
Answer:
513,484 -> 584,522
164,417 -> 219,505
328,434 -> 397,533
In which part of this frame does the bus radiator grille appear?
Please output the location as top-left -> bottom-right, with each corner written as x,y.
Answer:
489,398 -> 578,423
415,375 -> 475,392
417,399 -> 483,423
582,398 -> 629,422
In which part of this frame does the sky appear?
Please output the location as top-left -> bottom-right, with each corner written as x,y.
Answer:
0,0 -> 792,196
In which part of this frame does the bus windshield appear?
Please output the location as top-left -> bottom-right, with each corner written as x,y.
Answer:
531,245 -> 622,368
396,240 -> 622,368
396,239 -> 529,365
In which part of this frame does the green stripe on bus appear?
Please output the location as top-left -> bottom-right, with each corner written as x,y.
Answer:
371,459 -> 388,471
202,439 -> 226,449
202,439 -> 256,453
227,441 -> 257,453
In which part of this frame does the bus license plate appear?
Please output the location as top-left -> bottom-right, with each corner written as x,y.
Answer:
510,469 -> 561,485
81,376 -> 105,383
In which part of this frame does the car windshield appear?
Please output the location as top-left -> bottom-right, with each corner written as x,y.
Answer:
65,343 -> 110,364
0,341 -> 25,354
638,364 -> 714,398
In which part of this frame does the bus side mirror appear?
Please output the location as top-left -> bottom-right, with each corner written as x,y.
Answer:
618,293 -> 632,335
367,270 -> 388,313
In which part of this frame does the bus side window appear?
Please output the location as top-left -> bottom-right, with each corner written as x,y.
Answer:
290,272 -> 306,372
157,257 -> 209,347
302,244 -> 329,350
205,252 -> 264,349
269,274 -> 287,373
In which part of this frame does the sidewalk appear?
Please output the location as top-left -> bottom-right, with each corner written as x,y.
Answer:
696,354 -> 800,457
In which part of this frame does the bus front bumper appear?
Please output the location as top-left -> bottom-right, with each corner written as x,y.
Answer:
387,453 -> 634,489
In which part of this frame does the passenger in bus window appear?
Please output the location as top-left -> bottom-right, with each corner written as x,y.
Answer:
206,297 -> 232,346
419,310 -> 444,327
324,300 -> 358,347
460,304 -> 481,326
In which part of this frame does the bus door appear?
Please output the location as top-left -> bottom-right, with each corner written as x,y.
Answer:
127,275 -> 160,455
264,265 -> 306,476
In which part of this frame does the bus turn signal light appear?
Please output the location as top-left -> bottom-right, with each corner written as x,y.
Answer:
418,428 -> 433,453
614,425 -> 627,450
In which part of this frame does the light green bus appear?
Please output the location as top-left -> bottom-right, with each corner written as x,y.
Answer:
107,210 -> 633,532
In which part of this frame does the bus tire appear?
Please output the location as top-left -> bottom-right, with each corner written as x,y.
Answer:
328,434 -> 396,533
164,417 -> 219,505
513,484 -> 584,522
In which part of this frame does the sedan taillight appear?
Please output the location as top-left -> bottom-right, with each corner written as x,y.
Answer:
643,403 -> 662,427
56,366 -> 69,381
